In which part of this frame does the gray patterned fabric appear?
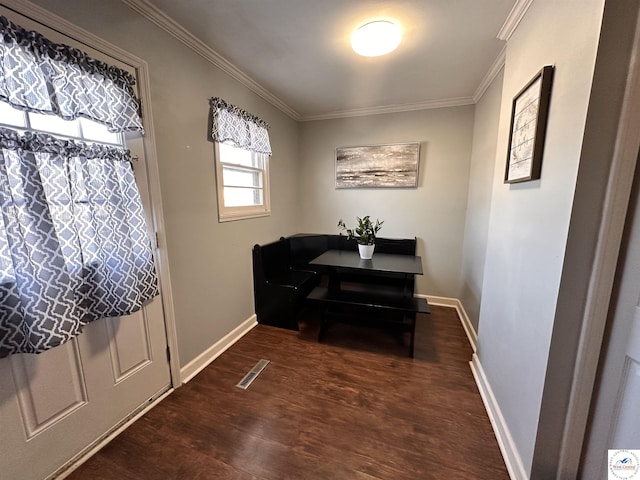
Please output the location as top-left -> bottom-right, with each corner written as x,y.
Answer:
0,16 -> 144,133
0,128 -> 158,357
209,97 -> 271,154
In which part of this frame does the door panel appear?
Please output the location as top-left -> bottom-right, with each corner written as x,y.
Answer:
10,339 -> 88,439
1,310 -> 170,480
106,312 -> 152,383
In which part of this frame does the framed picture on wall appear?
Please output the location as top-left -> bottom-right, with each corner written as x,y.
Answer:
335,142 -> 420,188
504,65 -> 554,184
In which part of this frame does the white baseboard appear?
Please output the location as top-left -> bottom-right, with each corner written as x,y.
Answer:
418,294 -> 477,351
470,353 -> 528,480
180,314 -> 257,384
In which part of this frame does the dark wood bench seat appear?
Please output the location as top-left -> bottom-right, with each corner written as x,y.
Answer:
307,285 -> 429,357
252,238 -> 320,330
306,286 -> 429,314
268,269 -> 318,289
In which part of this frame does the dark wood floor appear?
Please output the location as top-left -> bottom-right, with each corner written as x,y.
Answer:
66,306 -> 509,480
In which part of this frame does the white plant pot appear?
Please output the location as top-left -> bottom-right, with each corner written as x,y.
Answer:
358,243 -> 375,260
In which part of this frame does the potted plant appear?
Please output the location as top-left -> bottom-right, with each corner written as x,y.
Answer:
337,216 -> 384,259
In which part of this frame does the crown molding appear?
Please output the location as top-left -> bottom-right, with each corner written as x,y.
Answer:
120,0 -> 507,122
497,0 -> 535,41
121,0 -> 301,121
300,97 -> 475,122
5,0 -> 515,123
473,45 -> 507,102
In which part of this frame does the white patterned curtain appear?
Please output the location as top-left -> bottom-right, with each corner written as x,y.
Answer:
208,97 -> 271,154
0,17 -> 156,357
0,16 -> 144,133
0,129 -> 158,357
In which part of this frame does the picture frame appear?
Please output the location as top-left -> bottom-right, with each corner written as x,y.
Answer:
504,65 -> 554,184
335,142 -> 420,188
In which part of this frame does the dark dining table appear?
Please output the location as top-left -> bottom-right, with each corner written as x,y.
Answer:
309,249 -> 424,276
307,249 -> 429,357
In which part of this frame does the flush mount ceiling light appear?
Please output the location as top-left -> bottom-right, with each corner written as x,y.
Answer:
351,20 -> 402,57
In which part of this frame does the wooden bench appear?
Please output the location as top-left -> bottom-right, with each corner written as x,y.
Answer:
307,286 -> 429,313
307,283 -> 429,357
252,238 -> 320,330
286,234 -> 329,275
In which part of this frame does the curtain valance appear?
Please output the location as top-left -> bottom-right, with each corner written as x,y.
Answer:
0,16 -> 144,133
208,97 -> 271,155
0,127 -> 158,357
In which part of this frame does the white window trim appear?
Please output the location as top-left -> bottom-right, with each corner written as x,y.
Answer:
0,107 -> 125,147
214,142 -> 271,222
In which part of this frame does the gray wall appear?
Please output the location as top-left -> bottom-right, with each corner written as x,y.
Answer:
532,0 -> 640,475
460,69 -> 504,332
298,107 -> 475,297
31,0 -> 301,367
476,0 -> 605,473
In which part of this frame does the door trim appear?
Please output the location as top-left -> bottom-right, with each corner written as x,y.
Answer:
559,9 -> 640,476
0,0 -> 181,385
133,50 -> 182,386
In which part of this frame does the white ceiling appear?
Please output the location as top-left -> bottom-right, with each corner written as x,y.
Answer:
135,0 -> 516,120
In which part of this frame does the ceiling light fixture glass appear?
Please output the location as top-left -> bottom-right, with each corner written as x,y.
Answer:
351,20 -> 402,57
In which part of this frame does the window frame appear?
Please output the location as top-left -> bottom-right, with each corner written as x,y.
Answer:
0,104 -> 125,146
214,141 -> 271,222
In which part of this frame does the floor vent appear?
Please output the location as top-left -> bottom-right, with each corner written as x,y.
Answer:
236,359 -> 270,390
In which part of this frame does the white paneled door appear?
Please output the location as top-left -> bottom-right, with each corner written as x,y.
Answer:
0,298 -> 171,480
0,6 -> 172,480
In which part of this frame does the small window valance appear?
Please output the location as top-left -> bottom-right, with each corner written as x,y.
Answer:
208,97 -> 271,155
0,16 -> 144,133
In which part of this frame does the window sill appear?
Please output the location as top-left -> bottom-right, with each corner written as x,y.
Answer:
218,211 -> 271,223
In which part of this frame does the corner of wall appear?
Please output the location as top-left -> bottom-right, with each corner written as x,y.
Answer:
420,295 -> 478,351
179,314 -> 257,384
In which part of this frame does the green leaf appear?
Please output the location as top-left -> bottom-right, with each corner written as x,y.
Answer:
336,215 -> 384,245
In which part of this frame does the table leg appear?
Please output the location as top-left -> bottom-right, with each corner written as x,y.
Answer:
409,313 -> 416,358
318,305 -> 328,342
327,266 -> 340,295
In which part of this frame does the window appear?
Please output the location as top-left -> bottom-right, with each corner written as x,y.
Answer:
214,141 -> 270,222
0,101 -> 127,278
0,102 -> 123,146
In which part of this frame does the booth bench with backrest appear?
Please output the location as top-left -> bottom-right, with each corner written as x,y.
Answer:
252,234 -> 428,337
251,237 -> 320,331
